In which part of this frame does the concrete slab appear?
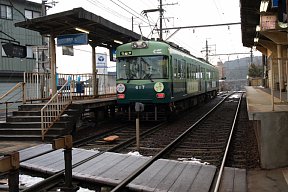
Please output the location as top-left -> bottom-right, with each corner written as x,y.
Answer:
245,86 -> 288,169
248,168 -> 288,192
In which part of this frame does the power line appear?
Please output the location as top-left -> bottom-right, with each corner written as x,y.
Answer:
109,0 -> 151,25
160,22 -> 241,30
86,0 -> 130,21
116,0 -> 155,25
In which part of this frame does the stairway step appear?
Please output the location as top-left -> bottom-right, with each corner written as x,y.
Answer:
0,127 -> 70,135
6,115 -> 74,122
18,103 -> 72,111
0,134 -> 60,141
13,109 -> 79,117
18,103 -> 46,111
13,111 -> 41,116
1,121 -> 72,128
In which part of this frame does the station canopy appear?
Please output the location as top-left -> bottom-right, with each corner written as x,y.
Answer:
15,7 -> 147,49
240,0 -> 260,48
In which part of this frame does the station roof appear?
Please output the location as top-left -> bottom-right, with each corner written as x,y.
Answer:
240,0 -> 261,48
15,7 -> 146,49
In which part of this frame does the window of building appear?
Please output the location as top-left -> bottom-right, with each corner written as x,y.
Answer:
0,4 -> 12,20
26,46 -> 36,59
1,43 -> 7,57
24,9 -> 40,19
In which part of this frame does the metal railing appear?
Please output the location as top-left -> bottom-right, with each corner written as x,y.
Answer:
24,72 -> 51,101
57,73 -> 116,97
40,81 -> 72,141
0,82 -> 26,121
1,72 -> 116,139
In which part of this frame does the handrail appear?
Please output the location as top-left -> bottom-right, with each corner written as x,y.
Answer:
0,82 -> 25,101
0,82 -> 26,121
40,81 -> 72,141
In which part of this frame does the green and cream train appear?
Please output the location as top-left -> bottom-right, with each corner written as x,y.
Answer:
116,39 -> 219,120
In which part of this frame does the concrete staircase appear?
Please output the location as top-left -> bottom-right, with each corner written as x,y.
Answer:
0,103 -> 81,141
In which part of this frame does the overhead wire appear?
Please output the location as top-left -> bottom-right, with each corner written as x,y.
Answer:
109,0 -> 152,25
147,17 -> 160,38
110,0 -> 160,37
86,0 -> 131,22
115,0 -> 156,25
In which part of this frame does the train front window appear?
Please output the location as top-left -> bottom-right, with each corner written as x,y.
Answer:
117,56 -> 168,80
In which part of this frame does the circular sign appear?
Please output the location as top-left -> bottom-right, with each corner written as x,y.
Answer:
154,82 -> 164,92
98,56 -> 105,62
116,83 -> 126,93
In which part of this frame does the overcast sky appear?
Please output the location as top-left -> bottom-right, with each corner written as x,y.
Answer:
30,0 -> 261,73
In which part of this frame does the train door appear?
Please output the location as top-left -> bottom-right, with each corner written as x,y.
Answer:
170,56 -> 174,97
197,65 -> 201,91
172,58 -> 178,97
182,59 -> 187,94
201,67 -> 205,92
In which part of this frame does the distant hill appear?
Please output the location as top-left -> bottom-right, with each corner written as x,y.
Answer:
224,56 -> 262,80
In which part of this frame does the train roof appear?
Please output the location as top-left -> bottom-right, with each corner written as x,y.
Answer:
117,39 -> 216,68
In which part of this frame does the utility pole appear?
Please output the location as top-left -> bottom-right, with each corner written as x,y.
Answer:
159,0 -> 163,40
205,39 -> 208,62
201,39 -> 216,62
132,16 -> 134,31
250,47 -> 253,65
142,0 -> 177,40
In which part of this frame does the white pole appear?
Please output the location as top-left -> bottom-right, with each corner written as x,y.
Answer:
286,61 -> 288,101
36,46 -> 39,99
270,58 -> 274,111
136,112 -> 140,151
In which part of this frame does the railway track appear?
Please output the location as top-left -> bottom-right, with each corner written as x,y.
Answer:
75,122 -> 166,152
19,93 -> 259,191
111,92 -> 245,191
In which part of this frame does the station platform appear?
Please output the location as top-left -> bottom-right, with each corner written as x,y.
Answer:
245,86 -> 288,192
1,142 -> 287,191
18,144 -> 247,192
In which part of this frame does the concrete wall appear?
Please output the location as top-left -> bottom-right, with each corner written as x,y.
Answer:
251,111 -> 288,169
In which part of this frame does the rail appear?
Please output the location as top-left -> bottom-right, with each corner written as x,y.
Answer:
213,92 -> 243,192
0,82 -> 26,121
111,94 -> 233,192
40,81 -> 72,141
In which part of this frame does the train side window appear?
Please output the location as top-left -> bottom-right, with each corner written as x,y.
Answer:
187,63 -> 191,79
206,70 -> 211,79
201,67 -> 205,79
192,64 -> 196,79
173,59 -> 178,78
182,60 -> 186,79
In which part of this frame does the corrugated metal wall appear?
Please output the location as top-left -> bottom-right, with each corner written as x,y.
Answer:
0,0 -> 42,73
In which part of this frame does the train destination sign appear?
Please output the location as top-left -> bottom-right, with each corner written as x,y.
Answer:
57,33 -> 88,46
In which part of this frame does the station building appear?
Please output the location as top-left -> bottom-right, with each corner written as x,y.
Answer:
241,0 -> 288,93
241,0 -> 288,169
0,0 -> 43,84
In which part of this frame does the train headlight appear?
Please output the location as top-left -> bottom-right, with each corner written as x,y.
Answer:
131,41 -> 148,49
116,83 -> 125,93
154,82 -> 164,92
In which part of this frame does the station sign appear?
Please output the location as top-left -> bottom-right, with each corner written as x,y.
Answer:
272,0 -> 278,7
2,43 -> 27,58
57,33 -> 88,46
260,15 -> 277,30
